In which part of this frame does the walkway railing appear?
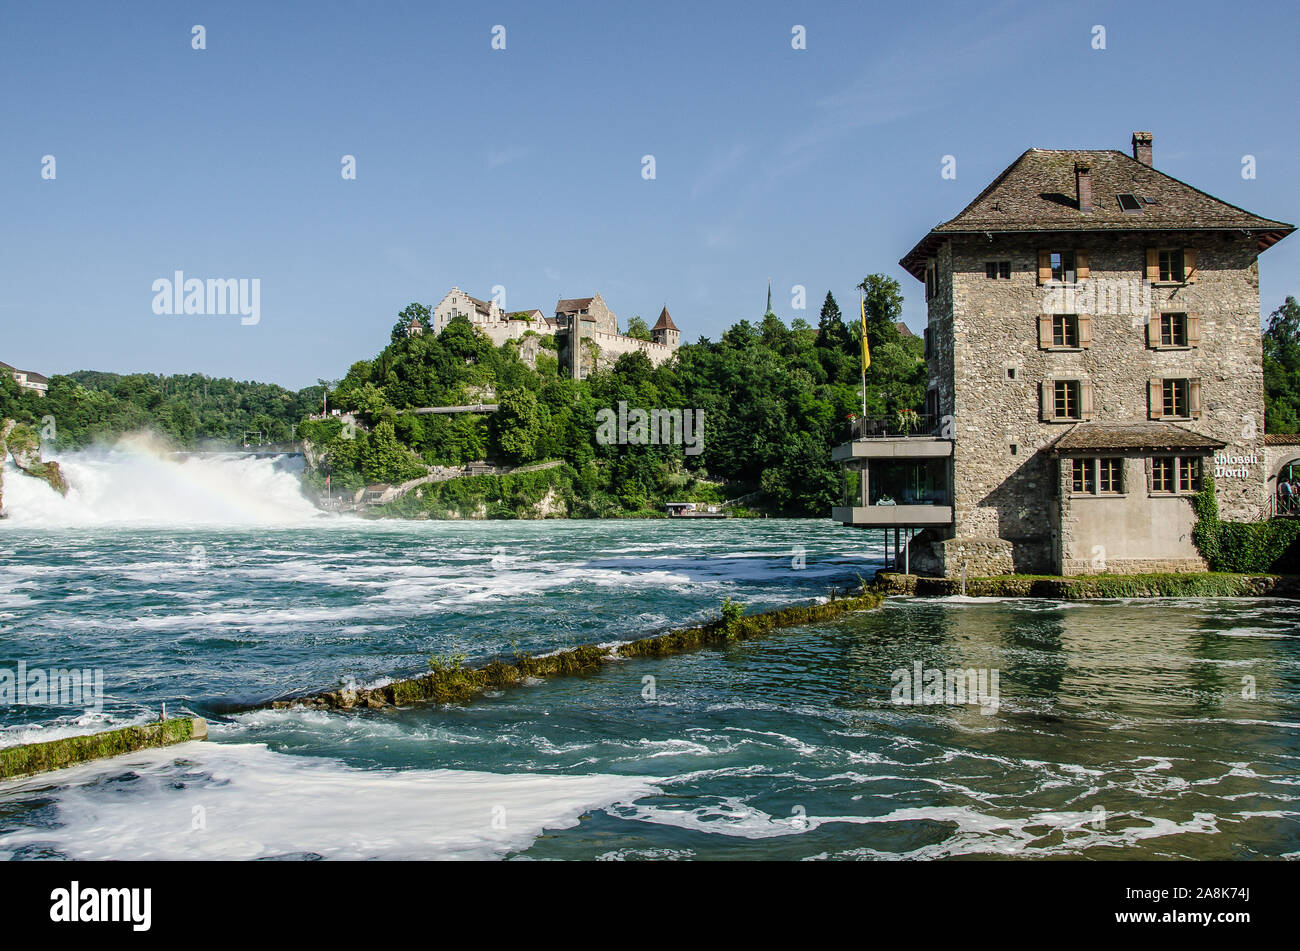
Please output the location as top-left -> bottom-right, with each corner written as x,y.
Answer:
849,413 -> 942,439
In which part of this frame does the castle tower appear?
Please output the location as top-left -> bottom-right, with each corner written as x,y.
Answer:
651,306 -> 679,348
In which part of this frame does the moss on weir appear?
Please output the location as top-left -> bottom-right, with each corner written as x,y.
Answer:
272,588 -> 885,712
0,718 -> 203,781
874,571 -> 1300,600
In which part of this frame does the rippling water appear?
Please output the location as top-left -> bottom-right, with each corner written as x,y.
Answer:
1,468 -> 1298,859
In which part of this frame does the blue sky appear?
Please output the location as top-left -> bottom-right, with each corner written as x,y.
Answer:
2,0 -> 1297,390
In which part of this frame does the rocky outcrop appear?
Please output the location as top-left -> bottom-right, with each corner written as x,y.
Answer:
0,418 -> 68,514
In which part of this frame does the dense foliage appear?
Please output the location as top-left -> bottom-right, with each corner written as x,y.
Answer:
1264,296 -> 1300,434
304,275 -> 926,515
0,369 -> 319,449
1191,475 -> 1300,572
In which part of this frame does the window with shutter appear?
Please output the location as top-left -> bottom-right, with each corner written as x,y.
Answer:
1038,251 -> 1053,285
1189,379 -> 1202,418
1145,248 -> 1160,283
1080,381 -> 1095,418
1157,249 -> 1186,283
1187,315 -> 1201,347
1158,312 -> 1189,348
1183,249 -> 1198,283
1148,379 -> 1163,419
1039,381 -> 1052,422
1052,314 -> 1079,348
1078,315 -> 1092,348
1038,315 -> 1053,349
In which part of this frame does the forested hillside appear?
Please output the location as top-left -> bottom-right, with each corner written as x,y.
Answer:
299,277 -> 926,516
0,370 -> 318,448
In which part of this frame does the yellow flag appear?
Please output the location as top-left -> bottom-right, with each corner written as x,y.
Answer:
860,295 -> 871,372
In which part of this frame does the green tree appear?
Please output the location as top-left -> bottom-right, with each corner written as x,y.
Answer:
391,302 -> 432,343
625,315 -> 653,341
816,291 -> 849,349
1264,296 -> 1300,434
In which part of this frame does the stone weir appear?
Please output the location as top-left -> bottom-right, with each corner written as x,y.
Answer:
264,588 -> 886,711
0,717 -> 208,781
0,418 -> 68,513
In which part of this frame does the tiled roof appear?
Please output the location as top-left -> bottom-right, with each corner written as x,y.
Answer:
652,306 -> 678,332
902,145 -> 1293,278
1050,421 -> 1225,453
555,297 -> 595,314
467,295 -> 495,316
1,360 -> 48,383
894,321 -> 915,338
1264,433 -> 1300,446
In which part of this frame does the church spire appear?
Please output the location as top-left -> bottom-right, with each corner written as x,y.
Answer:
765,280 -> 776,318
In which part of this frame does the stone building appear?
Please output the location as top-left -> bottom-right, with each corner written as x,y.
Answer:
833,132 -> 1293,576
425,287 -> 680,375
555,297 -> 679,378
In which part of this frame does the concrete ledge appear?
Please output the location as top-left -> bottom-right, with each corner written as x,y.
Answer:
0,717 -> 207,781
832,438 -> 954,462
833,505 -> 953,527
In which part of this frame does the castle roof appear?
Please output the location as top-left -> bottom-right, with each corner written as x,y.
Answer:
652,306 -> 678,332
1049,421 -> 1224,453
555,297 -> 595,314
901,142 -> 1293,279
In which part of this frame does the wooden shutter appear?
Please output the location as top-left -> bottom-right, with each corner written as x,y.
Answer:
1145,314 -> 1157,348
1075,251 -> 1090,280
1183,249 -> 1197,283
1040,381 -> 1053,421
1038,251 -> 1053,284
1148,379 -> 1163,419
1187,314 -> 1201,347
1038,314 -> 1053,349
1189,379 -> 1202,418
1081,381 -> 1095,419
1078,315 -> 1092,348
1145,248 -> 1160,282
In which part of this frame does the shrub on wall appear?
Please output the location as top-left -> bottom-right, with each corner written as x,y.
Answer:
1191,474 -> 1300,573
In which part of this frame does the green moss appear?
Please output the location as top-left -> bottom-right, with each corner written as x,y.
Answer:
0,718 -> 199,780
877,571 -> 1298,600
4,422 -> 39,456
273,589 -> 885,712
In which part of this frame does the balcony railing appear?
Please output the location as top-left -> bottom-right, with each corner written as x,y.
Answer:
848,413 -> 941,439
1269,494 -> 1300,518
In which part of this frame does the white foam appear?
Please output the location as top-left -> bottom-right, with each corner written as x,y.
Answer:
0,741 -> 660,860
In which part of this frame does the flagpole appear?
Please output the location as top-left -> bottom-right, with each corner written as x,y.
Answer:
859,287 -> 867,419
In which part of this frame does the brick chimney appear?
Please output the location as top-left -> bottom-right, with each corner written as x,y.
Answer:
1131,131 -> 1153,167
1075,161 -> 1092,212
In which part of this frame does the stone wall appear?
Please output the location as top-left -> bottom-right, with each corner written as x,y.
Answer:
928,230 -> 1268,573
1053,450 -> 1205,573
906,531 -> 1014,578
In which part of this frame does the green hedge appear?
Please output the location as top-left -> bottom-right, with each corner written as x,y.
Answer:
1191,474 -> 1300,573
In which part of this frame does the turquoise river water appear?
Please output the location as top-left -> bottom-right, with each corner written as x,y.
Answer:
0,449 -> 1297,860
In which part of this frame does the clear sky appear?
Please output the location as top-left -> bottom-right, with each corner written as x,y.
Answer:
2,0 -> 1297,390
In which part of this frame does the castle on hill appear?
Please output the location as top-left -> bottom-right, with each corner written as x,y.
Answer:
410,287 -> 679,378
